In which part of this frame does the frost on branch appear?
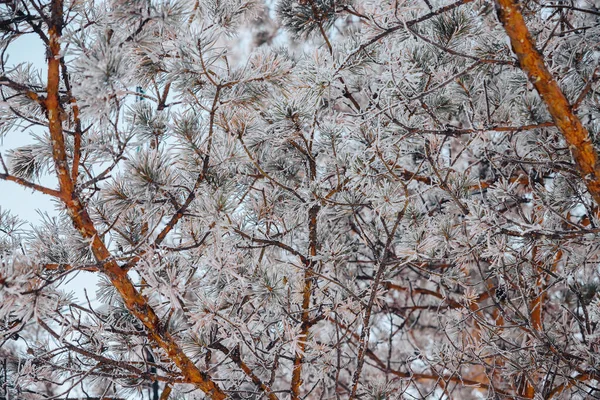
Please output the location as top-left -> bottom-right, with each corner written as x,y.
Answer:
1,0 -> 600,399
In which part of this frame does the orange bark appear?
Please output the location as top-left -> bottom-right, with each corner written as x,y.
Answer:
290,204 -> 319,399
496,0 -> 600,206
44,1 -> 226,398
495,0 -> 600,389
0,173 -> 62,197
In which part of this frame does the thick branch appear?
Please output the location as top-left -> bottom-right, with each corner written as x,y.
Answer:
44,1 -> 226,398
495,0 -> 600,206
290,204 -> 320,399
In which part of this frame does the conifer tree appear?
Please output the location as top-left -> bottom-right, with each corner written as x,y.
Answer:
1,0 -> 600,398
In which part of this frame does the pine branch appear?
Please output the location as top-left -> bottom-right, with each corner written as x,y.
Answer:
0,76 -> 44,104
496,0 -> 600,206
42,2 -> 227,398
0,173 -> 61,197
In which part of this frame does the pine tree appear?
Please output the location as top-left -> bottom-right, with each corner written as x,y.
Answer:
1,0 -> 600,398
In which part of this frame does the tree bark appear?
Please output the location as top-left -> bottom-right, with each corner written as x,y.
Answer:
44,1 -> 226,398
495,0 -> 600,206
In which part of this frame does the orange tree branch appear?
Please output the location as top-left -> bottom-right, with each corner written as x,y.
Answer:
572,65 -> 600,111
0,173 -> 62,197
43,262 -> 101,272
290,205 -> 319,399
291,131 -> 321,399
495,0 -> 600,206
160,384 -> 173,400
43,1 -> 226,398
384,281 -> 493,309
